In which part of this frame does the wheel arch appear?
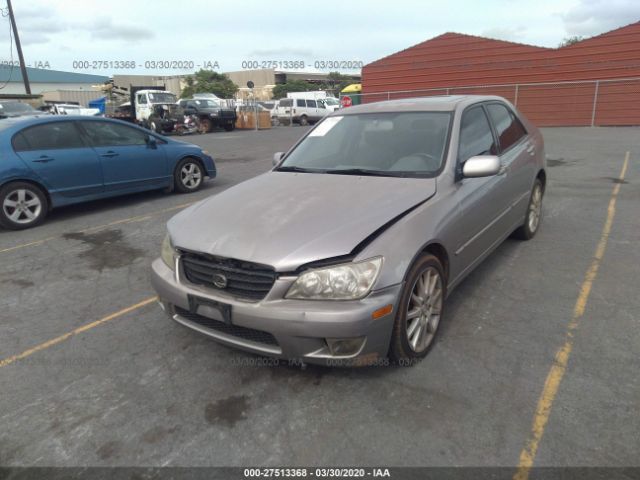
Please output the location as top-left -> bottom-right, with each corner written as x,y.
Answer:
536,168 -> 547,192
0,178 -> 52,210
398,240 -> 451,287
420,242 -> 450,283
175,155 -> 206,175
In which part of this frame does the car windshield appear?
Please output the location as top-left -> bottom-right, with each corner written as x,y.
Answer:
195,99 -> 220,108
278,112 -> 451,177
148,92 -> 177,104
323,98 -> 339,105
0,102 -> 36,113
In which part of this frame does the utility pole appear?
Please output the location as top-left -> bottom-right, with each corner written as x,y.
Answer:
6,0 -> 31,94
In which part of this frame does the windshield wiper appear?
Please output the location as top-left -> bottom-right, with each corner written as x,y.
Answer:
276,165 -> 326,173
324,168 -> 409,177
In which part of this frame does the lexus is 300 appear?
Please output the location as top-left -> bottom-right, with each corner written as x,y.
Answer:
151,95 -> 546,366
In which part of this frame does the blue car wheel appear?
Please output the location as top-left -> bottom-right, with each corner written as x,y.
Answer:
174,158 -> 204,193
0,181 -> 49,230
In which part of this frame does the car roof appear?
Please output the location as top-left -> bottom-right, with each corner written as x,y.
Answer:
338,95 -> 509,114
0,115 -> 145,133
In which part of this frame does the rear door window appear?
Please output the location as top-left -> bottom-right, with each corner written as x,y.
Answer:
486,103 -> 527,152
14,122 -> 86,151
12,132 -> 30,152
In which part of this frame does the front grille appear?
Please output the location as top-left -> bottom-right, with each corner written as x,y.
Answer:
174,306 -> 278,347
181,252 -> 276,302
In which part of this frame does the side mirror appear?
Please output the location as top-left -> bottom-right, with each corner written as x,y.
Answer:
146,135 -> 158,149
273,152 -> 284,166
462,155 -> 501,178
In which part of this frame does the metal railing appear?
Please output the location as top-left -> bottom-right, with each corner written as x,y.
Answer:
340,77 -> 640,127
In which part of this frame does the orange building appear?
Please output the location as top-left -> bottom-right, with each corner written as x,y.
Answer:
362,22 -> 640,126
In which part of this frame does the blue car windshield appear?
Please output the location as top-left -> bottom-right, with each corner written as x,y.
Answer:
279,112 -> 451,177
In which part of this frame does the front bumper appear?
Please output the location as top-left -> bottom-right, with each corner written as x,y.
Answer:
150,258 -> 401,366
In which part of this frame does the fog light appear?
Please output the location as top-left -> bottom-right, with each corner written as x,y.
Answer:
326,337 -> 366,357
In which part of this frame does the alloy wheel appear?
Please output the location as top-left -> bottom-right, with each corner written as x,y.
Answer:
2,189 -> 42,225
180,163 -> 202,189
405,266 -> 443,353
528,184 -> 543,233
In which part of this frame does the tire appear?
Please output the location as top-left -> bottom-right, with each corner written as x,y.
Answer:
299,115 -> 308,126
0,181 -> 49,230
513,178 -> 543,240
223,123 -> 235,132
199,118 -> 213,134
174,158 -> 204,193
389,254 -> 446,364
149,115 -> 162,134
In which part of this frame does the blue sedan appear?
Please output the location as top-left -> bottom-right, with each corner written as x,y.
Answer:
0,116 -> 216,229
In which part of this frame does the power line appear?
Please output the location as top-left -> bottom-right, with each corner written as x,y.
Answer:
0,6 -> 15,91
5,0 -> 30,94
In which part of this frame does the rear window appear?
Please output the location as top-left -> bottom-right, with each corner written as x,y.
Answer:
0,102 -> 36,114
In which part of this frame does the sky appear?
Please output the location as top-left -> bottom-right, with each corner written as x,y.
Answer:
0,0 -> 639,76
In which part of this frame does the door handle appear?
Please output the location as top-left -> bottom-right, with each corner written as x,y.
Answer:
100,151 -> 119,158
32,156 -> 54,163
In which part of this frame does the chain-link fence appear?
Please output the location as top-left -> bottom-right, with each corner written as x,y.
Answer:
341,77 -> 640,127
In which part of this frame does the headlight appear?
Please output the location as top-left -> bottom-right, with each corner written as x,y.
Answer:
209,112 -> 218,117
161,233 -> 176,270
286,257 -> 383,300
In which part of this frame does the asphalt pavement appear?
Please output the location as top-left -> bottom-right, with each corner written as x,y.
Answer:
0,126 -> 638,469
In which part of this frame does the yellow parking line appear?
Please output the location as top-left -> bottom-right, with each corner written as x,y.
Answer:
0,202 -> 195,255
0,236 -> 58,254
513,151 -> 630,480
0,296 -> 158,369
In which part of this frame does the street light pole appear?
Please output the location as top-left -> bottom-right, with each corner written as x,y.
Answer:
6,0 -> 31,94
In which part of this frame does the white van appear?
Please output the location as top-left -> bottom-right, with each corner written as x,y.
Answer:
287,91 -> 340,110
319,96 -> 341,112
275,97 -> 331,125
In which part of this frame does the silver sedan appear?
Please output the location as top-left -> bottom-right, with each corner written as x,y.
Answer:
151,95 -> 546,366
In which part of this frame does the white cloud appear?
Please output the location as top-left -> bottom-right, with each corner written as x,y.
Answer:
1,0 -> 635,75
562,0 -> 640,36
481,26 -> 528,43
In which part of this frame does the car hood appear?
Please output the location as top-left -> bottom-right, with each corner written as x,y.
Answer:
198,107 -> 235,114
169,172 -> 436,271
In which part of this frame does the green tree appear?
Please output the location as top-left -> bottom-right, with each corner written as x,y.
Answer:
558,35 -> 584,47
271,79 -> 317,99
321,71 -> 356,95
181,70 -> 238,99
